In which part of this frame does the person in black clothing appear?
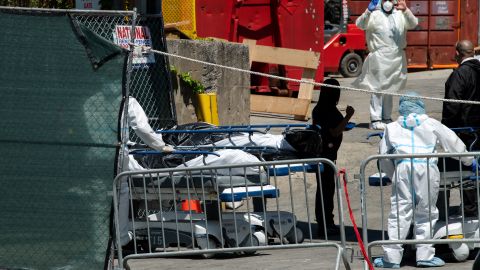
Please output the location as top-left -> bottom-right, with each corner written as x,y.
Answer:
441,40 -> 480,217
312,78 -> 354,236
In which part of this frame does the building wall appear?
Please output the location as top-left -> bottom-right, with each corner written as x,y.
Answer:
167,39 -> 250,125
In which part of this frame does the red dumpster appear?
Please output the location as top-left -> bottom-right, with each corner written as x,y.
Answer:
196,0 -> 324,93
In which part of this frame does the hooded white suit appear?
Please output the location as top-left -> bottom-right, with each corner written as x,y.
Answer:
354,5 -> 418,122
379,113 -> 473,264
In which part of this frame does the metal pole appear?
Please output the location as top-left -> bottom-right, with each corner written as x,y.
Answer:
359,159 -> 369,270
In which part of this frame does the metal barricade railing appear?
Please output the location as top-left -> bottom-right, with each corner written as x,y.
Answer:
113,158 -> 351,270
359,152 -> 480,269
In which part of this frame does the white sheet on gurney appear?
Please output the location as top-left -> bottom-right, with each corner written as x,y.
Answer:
175,149 -> 262,175
126,149 -> 261,177
209,133 -> 296,152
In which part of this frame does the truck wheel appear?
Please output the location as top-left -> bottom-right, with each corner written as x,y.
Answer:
340,53 -> 363,78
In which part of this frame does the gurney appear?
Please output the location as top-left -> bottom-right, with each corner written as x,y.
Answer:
125,148 -> 306,256
155,123 -> 325,175
157,123 -> 320,154
129,149 -> 270,201
124,123 -> 330,252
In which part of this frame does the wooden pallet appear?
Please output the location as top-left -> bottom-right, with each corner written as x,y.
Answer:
244,39 -> 320,120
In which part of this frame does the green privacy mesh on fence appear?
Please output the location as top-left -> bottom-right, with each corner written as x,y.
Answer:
0,10 -> 127,269
75,12 -> 177,142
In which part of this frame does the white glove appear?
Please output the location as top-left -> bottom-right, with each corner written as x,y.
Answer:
161,145 -> 175,153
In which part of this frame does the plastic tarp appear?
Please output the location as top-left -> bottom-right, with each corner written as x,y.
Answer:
0,11 -> 126,269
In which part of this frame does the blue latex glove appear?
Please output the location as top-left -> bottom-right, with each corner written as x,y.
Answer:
473,159 -> 478,172
368,0 -> 380,11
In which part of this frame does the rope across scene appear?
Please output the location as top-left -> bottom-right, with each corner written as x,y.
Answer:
135,44 -> 480,106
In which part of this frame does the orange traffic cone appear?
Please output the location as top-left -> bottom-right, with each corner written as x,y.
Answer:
181,199 -> 202,213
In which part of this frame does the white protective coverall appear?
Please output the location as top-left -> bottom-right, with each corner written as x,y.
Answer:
354,7 -> 418,122
379,113 -> 473,264
118,97 -> 170,246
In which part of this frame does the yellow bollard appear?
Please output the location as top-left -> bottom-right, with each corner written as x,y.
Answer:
196,93 -> 212,123
196,92 -> 219,125
209,93 -> 219,126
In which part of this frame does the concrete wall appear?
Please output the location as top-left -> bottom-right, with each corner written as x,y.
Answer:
167,39 -> 250,126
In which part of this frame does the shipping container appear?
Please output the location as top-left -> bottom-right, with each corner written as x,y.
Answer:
348,0 -> 479,69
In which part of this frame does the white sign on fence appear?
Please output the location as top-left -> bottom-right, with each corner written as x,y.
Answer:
113,25 -> 156,67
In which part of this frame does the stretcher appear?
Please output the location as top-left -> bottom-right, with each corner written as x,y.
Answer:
155,123 -> 326,175
435,127 -> 480,261
125,124 -> 334,253
126,147 -> 307,256
156,123 -> 320,157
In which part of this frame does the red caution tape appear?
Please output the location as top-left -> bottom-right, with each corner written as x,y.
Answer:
338,168 -> 375,270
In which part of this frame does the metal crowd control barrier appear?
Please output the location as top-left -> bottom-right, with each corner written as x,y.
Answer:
113,158 -> 351,270
359,152 -> 480,269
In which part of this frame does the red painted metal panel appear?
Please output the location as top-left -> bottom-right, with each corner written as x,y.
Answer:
406,46 -> 428,67
234,1 -> 277,45
415,16 -> 429,30
430,16 -> 455,30
407,31 -> 428,46
430,0 -> 456,15
347,1 -> 369,16
430,46 -> 456,67
408,0 -> 460,68
430,31 -> 457,45
409,1 -> 429,15
276,0 -> 323,89
196,0 -> 235,40
460,0 -> 479,46
412,16 -> 456,31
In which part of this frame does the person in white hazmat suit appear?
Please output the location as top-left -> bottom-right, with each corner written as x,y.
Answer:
375,93 -> 474,268
118,97 -> 174,247
354,0 -> 418,130
117,98 -> 264,246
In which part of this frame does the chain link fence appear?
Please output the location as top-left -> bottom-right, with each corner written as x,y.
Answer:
0,7 -> 176,269
75,10 -> 177,142
162,0 -> 196,39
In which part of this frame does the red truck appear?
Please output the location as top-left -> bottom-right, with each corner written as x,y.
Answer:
195,0 -> 367,93
323,0 -> 366,77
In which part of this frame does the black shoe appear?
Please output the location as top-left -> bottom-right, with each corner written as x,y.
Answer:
318,223 -> 340,237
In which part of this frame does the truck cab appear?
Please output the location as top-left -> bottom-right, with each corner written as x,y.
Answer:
323,0 -> 367,77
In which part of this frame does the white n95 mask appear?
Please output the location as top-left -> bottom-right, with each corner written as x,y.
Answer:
382,0 -> 394,13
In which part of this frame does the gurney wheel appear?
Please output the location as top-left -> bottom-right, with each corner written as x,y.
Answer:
199,237 -> 219,259
242,231 -> 264,255
450,242 -> 469,262
285,226 -> 304,244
